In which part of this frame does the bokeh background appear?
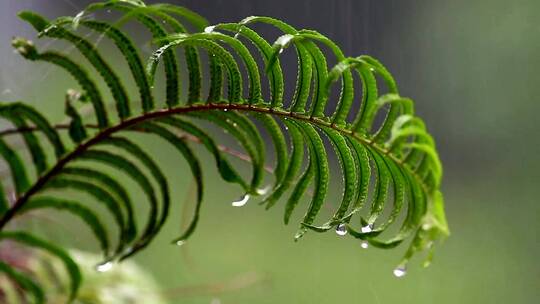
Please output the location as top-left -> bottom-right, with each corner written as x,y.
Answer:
1,0 -> 539,303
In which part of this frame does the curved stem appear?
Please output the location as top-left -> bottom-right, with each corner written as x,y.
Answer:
0,102 -> 423,230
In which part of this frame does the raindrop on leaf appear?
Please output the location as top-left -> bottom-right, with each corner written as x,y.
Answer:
95,261 -> 113,273
231,194 -> 250,207
335,224 -> 347,236
361,223 -> 373,233
393,266 -> 407,278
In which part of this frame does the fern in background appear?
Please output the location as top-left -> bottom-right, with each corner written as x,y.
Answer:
0,0 -> 448,302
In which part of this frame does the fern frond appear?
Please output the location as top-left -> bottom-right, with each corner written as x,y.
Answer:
0,1 -> 448,301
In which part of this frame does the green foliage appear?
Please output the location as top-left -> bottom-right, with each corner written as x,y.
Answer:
0,0 -> 448,302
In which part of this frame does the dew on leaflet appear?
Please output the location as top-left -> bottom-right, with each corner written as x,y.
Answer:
335,224 -> 347,236
231,194 -> 250,207
361,224 -> 373,233
95,261 -> 113,273
393,266 -> 407,278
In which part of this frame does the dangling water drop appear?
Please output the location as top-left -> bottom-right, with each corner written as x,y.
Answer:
278,48 -> 284,54
361,223 -> 373,233
360,241 -> 369,249
204,25 -> 216,33
176,240 -> 186,247
393,266 -> 407,278
231,194 -> 250,207
335,224 -> 347,236
223,108 -> 228,112
256,185 -> 271,196
95,261 -> 113,273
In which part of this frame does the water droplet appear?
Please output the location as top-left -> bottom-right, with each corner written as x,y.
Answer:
176,240 -> 186,246
256,185 -> 271,196
335,224 -> 347,236
231,194 -> 250,207
223,109 -> 228,112
204,25 -> 216,33
278,48 -> 284,54
106,9 -> 112,13
369,67 -> 375,72
361,224 -> 373,233
393,266 -> 407,278
95,261 -> 113,273
360,241 -> 369,249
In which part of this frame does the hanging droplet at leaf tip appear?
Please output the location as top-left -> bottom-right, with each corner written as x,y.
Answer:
204,25 -> 216,33
231,194 -> 250,207
393,265 -> 407,278
95,261 -> 114,273
361,223 -> 373,233
256,185 -> 271,196
360,241 -> 369,249
335,224 -> 347,236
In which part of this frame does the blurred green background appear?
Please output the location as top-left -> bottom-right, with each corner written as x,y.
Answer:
1,0 -> 539,303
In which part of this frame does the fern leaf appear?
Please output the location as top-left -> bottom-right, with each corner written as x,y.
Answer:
0,1 -> 449,300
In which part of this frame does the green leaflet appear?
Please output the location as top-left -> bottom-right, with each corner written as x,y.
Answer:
157,116 -> 248,190
21,196 -> 110,257
43,177 -> 128,256
0,138 -> 30,195
187,110 -> 264,193
60,166 -> 137,243
12,38 -> 109,129
280,120 -> 309,223
0,102 -> 66,157
252,114 -> 288,188
299,30 -> 353,126
0,231 -> 81,302
138,7 -> 203,103
149,36 -> 243,103
0,181 -> 8,216
76,149 -> 158,259
365,147 -> 391,226
65,91 -> 88,143
293,121 -> 329,239
133,122 -> 203,243
162,31 -> 262,104
303,127 -> 357,232
79,20 -> 155,113
211,23 -> 285,108
96,137 -> 170,259
19,11 -> 131,119
264,119 -> 304,210
241,17 -> 313,113
150,4 -> 208,31
109,5 -> 181,107
0,261 -> 44,304
0,108 -> 47,175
